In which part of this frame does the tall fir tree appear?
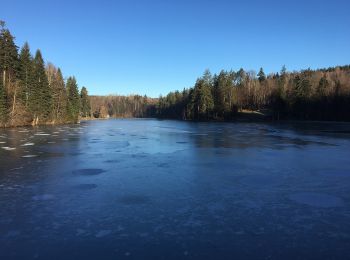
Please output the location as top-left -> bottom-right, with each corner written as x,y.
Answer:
31,50 -> 52,122
0,22 -> 19,121
191,77 -> 214,119
0,23 -> 19,91
51,68 -> 68,121
258,67 -> 266,83
80,86 -> 91,117
18,42 -> 33,107
317,75 -> 329,97
66,76 -> 80,122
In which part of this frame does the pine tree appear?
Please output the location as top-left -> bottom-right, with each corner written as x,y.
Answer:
258,67 -> 266,83
53,68 -> 67,121
80,86 -> 90,117
66,76 -> 80,122
18,42 -> 33,107
0,23 -> 19,90
213,70 -> 234,118
31,50 -> 52,123
317,75 -> 329,97
0,22 -> 19,121
191,77 -> 214,119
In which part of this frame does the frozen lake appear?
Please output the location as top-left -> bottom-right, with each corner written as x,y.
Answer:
1,119 -> 350,259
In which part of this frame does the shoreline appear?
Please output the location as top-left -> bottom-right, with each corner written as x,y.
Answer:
2,115 -> 350,129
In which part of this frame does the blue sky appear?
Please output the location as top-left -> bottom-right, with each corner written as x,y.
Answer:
2,0 -> 350,97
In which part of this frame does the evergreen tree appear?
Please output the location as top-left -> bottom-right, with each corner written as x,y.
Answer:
49,66 -> 67,122
0,22 -> 19,120
317,75 -> 329,97
31,50 -> 52,122
18,42 -> 33,107
0,22 -> 19,90
280,65 -> 287,76
191,77 -> 214,119
80,86 -> 90,117
55,68 -> 67,120
213,70 -> 234,118
294,74 -> 311,99
258,67 -> 266,83
236,68 -> 246,86
66,76 -> 80,122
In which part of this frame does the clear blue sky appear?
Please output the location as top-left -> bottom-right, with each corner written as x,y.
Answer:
2,0 -> 350,97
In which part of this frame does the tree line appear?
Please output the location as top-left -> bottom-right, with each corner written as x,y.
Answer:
0,21 -> 91,127
90,95 -> 156,119
156,65 -> 350,121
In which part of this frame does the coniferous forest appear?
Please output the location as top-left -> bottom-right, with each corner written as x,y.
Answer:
90,65 -> 350,122
155,66 -> 350,121
2,20 -> 350,125
0,21 -> 90,127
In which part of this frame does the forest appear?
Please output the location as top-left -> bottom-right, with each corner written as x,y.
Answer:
89,95 -> 156,119
90,65 -> 350,122
2,19 -> 350,125
0,21 -> 90,127
155,65 -> 350,121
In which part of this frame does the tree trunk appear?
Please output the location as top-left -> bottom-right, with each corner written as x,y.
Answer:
11,85 -> 16,115
2,70 -> 5,89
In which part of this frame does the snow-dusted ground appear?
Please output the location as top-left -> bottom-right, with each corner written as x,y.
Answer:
0,119 -> 350,259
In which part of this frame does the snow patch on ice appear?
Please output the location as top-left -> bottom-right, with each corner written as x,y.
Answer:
2,147 -> 16,151
21,143 -> 35,146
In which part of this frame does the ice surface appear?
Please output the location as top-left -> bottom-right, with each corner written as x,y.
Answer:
32,194 -> 55,201
72,169 -> 106,176
0,119 -> 350,259
289,192 -> 344,208
95,230 -> 112,238
74,184 -> 98,190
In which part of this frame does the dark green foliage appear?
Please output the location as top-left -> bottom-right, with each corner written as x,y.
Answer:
213,70 -> 235,119
258,68 -> 266,82
18,42 -> 33,107
317,75 -> 329,97
156,65 -> 350,121
49,66 -> 68,122
0,21 -> 89,127
30,50 -> 52,121
0,24 -> 19,89
190,77 -> 214,120
66,77 -> 80,122
80,86 -> 91,117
